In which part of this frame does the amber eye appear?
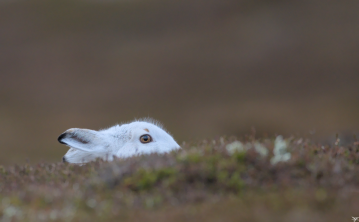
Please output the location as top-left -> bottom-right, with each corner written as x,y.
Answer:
140,134 -> 152,143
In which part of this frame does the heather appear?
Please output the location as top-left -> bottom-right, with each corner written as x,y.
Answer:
1,136 -> 359,221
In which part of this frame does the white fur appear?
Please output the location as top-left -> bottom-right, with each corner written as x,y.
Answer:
58,119 -> 180,164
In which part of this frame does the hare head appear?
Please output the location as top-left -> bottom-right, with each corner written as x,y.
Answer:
58,119 -> 180,164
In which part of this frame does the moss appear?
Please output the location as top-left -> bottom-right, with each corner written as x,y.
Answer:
233,151 -> 247,163
182,153 -> 202,164
0,166 -> 6,175
227,173 -> 244,191
124,167 -> 177,191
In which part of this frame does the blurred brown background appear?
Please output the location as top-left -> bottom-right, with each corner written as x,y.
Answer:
0,0 -> 359,164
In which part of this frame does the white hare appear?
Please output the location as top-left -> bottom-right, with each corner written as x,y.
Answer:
58,119 -> 180,164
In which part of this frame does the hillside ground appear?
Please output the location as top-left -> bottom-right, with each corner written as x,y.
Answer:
1,135 -> 358,221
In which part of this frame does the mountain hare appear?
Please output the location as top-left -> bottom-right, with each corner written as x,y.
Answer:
58,119 -> 180,164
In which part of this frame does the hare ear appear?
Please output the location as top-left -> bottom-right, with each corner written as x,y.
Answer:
58,128 -> 104,152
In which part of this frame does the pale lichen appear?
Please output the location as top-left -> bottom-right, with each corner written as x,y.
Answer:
253,142 -> 269,157
270,136 -> 291,165
226,141 -> 245,154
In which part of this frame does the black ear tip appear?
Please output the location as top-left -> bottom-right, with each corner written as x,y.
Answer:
58,133 -> 67,144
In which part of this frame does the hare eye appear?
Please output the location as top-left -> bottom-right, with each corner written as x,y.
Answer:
140,134 -> 152,143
